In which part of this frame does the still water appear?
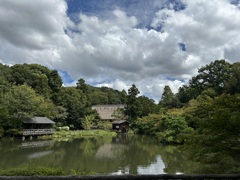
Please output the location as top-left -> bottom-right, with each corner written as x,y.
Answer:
0,135 -> 211,175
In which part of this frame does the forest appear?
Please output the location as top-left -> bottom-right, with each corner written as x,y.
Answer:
0,59 -> 240,172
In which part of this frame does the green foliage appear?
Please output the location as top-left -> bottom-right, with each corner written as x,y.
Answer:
0,165 -> 65,176
10,64 -> 62,99
125,84 -> 141,121
0,63 -> 129,135
82,115 -> 94,130
176,59 -> 239,104
225,62 -> 240,94
53,130 -> 117,138
185,93 -> 240,166
56,126 -> 70,131
0,84 -> 58,132
97,121 -> 112,130
137,96 -> 158,116
134,114 -> 193,144
159,86 -> 174,108
190,59 -> 231,95
155,116 -> 194,144
55,87 -> 88,129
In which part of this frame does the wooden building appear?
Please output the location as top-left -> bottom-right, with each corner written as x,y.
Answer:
22,117 -> 55,137
112,120 -> 130,133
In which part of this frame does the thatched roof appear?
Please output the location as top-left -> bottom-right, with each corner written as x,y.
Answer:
23,117 -> 55,124
92,104 -> 125,120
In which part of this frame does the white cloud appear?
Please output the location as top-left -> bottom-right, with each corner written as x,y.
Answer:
0,0 -> 240,102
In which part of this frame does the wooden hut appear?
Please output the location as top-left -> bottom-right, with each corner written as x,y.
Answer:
22,117 -> 55,137
112,120 -> 130,133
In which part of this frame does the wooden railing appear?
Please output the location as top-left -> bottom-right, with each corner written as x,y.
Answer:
22,129 -> 54,136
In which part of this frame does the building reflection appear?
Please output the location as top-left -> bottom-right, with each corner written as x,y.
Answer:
22,140 -> 54,148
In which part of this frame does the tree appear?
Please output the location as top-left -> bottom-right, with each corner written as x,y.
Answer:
138,96 -> 158,117
76,78 -> 89,93
125,84 -> 141,122
0,84 -> 57,132
48,70 -> 62,92
159,85 -> 175,109
10,64 -> 62,100
82,115 -> 94,130
185,93 -> 240,166
134,113 -> 193,144
55,87 -> 88,129
225,62 -> 240,94
189,60 -> 231,95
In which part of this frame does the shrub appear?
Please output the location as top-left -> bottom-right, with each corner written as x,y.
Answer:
0,166 -> 65,176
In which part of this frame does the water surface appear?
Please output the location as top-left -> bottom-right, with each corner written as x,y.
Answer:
0,135 -> 212,174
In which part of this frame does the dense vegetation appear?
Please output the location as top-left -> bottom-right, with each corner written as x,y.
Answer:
1,60 -> 240,171
0,63 -> 158,137
132,59 -> 240,171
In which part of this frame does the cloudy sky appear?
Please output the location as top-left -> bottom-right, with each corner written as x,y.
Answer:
0,0 -> 240,102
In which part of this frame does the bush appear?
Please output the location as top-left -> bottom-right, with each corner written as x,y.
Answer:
133,114 -> 193,144
56,126 -> 69,131
5,129 -> 21,136
97,121 -> 112,130
0,166 -> 65,176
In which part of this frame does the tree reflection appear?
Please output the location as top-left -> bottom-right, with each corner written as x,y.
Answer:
0,135 -> 219,174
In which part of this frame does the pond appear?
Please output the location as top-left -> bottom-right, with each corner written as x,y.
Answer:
0,135 -> 218,175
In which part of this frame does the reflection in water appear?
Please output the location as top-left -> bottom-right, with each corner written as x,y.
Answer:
137,155 -> 165,175
0,135 -> 226,174
28,150 -> 52,159
22,140 -> 54,148
95,144 -> 128,159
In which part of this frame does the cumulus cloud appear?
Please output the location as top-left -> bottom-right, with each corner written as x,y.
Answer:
0,0 -> 240,102
0,0 -> 72,66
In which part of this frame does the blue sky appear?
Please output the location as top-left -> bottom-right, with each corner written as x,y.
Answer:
66,0 -> 185,28
0,0 -> 240,102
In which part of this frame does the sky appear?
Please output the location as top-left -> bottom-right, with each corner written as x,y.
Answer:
0,0 -> 240,102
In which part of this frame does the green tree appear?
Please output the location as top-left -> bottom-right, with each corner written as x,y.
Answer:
0,84 -> 57,132
138,96 -> 158,117
76,78 -> 89,93
82,115 -> 94,130
10,64 -> 62,100
155,115 -> 193,144
185,93 -> 240,167
134,113 -> 193,144
189,60 -> 231,96
225,62 -> 240,94
125,84 -> 141,122
55,87 -> 88,129
159,85 -> 176,109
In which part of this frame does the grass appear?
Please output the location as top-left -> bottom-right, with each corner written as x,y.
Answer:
53,130 -> 117,139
